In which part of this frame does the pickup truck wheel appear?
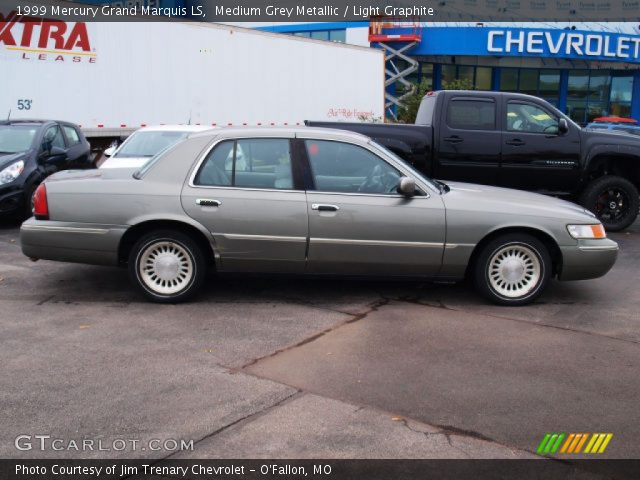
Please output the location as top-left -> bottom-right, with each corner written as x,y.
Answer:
474,234 -> 551,306
23,182 -> 39,219
580,176 -> 639,232
128,230 -> 206,303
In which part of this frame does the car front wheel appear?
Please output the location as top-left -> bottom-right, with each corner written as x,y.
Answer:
474,233 -> 551,306
128,230 -> 206,303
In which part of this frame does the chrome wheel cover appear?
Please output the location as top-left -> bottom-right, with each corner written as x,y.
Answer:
138,241 -> 193,295
488,244 -> 541,299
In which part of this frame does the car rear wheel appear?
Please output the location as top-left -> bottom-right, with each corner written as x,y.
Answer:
128,230 -> 206,303
580,175 -> 639,232
474,233 -> 551,306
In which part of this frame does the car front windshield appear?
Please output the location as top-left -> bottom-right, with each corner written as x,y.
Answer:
0,125 -> 38,154
368,140 -> 439,191
115,131 -> 189,158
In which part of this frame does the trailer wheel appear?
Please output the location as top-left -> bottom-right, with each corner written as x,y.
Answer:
580,175 -> 639,232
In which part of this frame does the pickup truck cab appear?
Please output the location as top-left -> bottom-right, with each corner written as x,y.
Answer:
308,90 -> 640,231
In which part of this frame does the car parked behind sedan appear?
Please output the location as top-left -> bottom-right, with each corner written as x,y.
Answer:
0,119 -> 92,219
21,127 -> 618,306
100,125 -> 213,169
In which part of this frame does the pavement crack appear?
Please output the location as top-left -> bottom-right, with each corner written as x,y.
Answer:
394,297 -> 640,346
238,297 -> 390,370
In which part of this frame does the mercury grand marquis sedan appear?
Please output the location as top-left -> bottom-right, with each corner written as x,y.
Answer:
20,127 -> 618,306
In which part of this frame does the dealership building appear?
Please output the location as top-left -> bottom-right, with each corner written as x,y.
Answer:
253,22 -> 640,124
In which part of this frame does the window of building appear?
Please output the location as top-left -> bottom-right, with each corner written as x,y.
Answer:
475,67 -> 492,90
288,29 -> 345,43
500,69 -> 519,91
610,76 -> 633,118
447,98 -> 496,130
519,69 -> 538,96
305,140 -> 401,194
195,139 -> 293,190
440,64 -> 491,91
538,70 -> 560,106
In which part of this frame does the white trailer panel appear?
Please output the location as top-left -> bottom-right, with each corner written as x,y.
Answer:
1,20 -> 384,136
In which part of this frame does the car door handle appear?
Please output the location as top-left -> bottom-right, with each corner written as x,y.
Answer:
196,198 -> 221,207
506,139 -> 526,146
311,204 -> 339,212
444,136 -> 463,144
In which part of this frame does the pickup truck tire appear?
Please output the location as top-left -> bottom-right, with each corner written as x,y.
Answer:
128,230 -> 206,303
474,233 -> 551,306
580,175 -> 639,232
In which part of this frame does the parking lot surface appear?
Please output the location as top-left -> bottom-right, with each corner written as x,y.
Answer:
0,219 -> 638,459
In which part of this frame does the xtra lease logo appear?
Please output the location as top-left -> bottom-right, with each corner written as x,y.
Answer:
537,432 -> 613,455
0,11 -> 95,63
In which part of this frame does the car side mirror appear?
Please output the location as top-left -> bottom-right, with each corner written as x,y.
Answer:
103,146 -> 115,157
558,118 -> 569,134
45,146 -> 68,164
397,176 -> 416,197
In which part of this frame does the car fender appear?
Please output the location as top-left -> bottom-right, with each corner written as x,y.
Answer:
125,212 -> 222,268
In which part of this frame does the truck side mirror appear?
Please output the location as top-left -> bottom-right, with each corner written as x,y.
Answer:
103,146 -> 115,157
558,118 -> 569,134
397,176 -> 416,197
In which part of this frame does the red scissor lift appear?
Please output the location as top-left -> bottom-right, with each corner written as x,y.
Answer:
369,18 -> 422,119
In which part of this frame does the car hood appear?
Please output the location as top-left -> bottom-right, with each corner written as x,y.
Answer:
582,128 -> 640,145
100,156 -> 151,169
0,151 -> 28,170
442,181 -> 595,222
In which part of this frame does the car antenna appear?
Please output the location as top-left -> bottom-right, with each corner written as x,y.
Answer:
6,109 -> 10,121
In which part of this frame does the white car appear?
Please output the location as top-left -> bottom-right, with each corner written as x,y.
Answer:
100,125 -> 213,169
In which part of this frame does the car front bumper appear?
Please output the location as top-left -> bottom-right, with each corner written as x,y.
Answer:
558,238 -> 619,281
0,185 -> 26,215
21,218 -> 128,266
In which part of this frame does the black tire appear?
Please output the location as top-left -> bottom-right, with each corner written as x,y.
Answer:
128,230 -> 206,303
474,233 -> 552,306
580,175 -> 639,232
22,182 -> 39,219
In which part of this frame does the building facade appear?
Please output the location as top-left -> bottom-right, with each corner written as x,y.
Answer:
257,22 -> 640,124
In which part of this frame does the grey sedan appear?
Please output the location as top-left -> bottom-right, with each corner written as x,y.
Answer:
20,127 -> 618,306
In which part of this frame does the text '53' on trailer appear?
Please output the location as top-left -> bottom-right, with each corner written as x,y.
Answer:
0,15 -> 385,152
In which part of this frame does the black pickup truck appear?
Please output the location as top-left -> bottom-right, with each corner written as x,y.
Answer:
308,90 -> 640,231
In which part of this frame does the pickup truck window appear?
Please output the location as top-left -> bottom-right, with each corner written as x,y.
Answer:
305,140 -> 401,195
415,95 -> 436,126
506,102 -> 559,134
446,98 -> 496,131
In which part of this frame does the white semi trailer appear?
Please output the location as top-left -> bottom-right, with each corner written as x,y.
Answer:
1,17 -> 384,152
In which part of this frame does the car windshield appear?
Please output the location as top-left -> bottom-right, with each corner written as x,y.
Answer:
0,125 -> 38,154
114,130 -> 189,158
368,140 -> 439,191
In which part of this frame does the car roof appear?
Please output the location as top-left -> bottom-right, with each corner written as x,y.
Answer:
134,124 -> 214,133
0,119 -> 81,128
188,125 -> 372,143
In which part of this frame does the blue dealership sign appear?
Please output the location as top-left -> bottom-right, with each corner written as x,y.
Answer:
404,27 -> 640,64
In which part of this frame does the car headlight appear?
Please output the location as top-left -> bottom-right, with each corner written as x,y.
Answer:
567,224 -> 606,239
0,160 -> 24,185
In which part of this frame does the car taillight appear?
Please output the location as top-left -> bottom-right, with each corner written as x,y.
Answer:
33,183 -> 49,220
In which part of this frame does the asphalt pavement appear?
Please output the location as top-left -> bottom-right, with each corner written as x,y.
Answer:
0,217 -> 637,459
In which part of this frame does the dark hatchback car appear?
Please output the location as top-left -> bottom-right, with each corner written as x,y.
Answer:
0,120 -> 92,219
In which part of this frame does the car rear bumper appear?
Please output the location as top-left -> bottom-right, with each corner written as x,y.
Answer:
20,218 -> 128,266
558,239 -> 619,281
